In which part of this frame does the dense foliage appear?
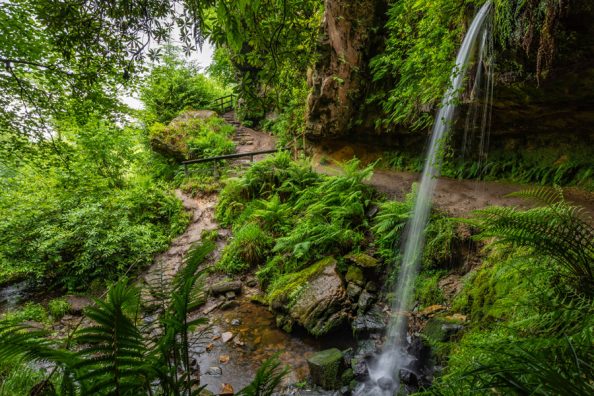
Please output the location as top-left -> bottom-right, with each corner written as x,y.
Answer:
0,241 -> 288,395
215,153 -> 376,283
371,0 -> 582,131
140,46 -> 230,124
0,117 -> 188,289
425,189 -> 594,394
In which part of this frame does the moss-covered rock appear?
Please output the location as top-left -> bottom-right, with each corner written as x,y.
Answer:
307,348 -> 344,390
345,252 -> 379,268
345,265 -> 365,286
422,317 -> 465,343
268,257 -> 350,336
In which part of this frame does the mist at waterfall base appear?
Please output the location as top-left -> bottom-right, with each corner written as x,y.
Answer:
356,2 -> 494,395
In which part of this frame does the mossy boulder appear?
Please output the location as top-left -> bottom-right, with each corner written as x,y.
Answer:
345,265 -> 365,286
345,252 -> 379,268
307,348 -> 344,390
268,257 -> 349,336
422,317 -> 465,343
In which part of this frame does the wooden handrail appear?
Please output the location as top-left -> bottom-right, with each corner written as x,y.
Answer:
182,148 -> 284,165
182,147 -> 288,176
211,93 -> 236,114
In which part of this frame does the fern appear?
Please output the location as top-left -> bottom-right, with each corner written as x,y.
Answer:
471,187 -> 594,296
236,355 -> 289,396
75,281 -> 150,395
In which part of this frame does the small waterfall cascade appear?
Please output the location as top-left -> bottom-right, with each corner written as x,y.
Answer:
462,14 -> 495,163
358,2 -> 493,395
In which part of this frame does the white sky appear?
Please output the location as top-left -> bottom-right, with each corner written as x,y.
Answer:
122,39 -> 215,110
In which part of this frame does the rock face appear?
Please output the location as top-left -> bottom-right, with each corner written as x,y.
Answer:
269,258 -> 350,336
288,262 -> 349,336
307,348 -> 344,390
305,0 -> 386,140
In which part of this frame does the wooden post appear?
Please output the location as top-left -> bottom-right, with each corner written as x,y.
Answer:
184,164 -> 189,176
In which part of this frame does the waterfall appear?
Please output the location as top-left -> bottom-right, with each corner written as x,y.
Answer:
358,2 -> 493,394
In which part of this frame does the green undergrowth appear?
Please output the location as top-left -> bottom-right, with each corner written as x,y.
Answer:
371,187 -> 462,274
148,115 -> 235,162
266,257 -> 336,308
215,153 -> 465,307
215,152 -> 376,283
381,146 -> 594,190
0,117 -> 189,290
425,190 -> 594,394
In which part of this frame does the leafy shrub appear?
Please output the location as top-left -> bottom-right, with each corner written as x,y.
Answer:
372,186 -> 460,268
48,297 -> 70,320
149,115 -> 235,161
427,190 -> 594,394
415,271 -> 446,308
140,45 -> 230,124
216,155 -> 376,286
1,303 -> 48,324
217,223 -> 272,274
0,119 -> 189,290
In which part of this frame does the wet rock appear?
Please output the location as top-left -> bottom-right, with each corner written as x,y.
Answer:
422,318 -> 464,342
307,348 -> 344,390
377,376 -> 393,391
357,290 -> 374,313
231,318 -> 241,326
273,258 -> 349,336
220,383 -> 234,395
345,266 -> 365,287
209,281 -> 242,296
352,307 -> 386,335
341,348 -> 354,367
399,368 -> 419,387
205,366 -> 222,376
346,283 -> 362,301
221,332 -> 234,343
221,301 -> 238,310
355,339 -> 377,359
225,291 -> 236,300
246,278 -> 258,288
65,295 -> 92,314
345,253 -> 379,269
276,314 -> 294,333
352,360 -> 369,381
233,336 -> 245,347
202,301 -> 223,315
364,281 -> 378,293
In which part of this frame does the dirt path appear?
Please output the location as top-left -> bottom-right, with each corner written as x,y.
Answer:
317,165 -> 594,217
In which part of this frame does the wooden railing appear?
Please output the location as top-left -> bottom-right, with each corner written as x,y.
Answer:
211,94 -> 236,114
182,148 -> 286,176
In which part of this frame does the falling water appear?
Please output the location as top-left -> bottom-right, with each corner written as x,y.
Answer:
359,2 -> 493,394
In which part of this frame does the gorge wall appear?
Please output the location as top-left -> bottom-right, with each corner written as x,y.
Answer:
305,0 -> 594,155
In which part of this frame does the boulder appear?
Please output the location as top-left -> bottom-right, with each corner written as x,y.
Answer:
270,258 -> 349,336
65,295 -> 92,314
357,290 -> 375,313
210,281 -> 242,296
345,266 -> 365,287
352,306 -> 386,335
422,318 -> 464,343
346,283 -> 362,301
345,253 -> 379,269
307,348 -> 344,390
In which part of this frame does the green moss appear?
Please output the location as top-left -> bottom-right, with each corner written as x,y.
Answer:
48,297 -> 71,320
1,302 -> 48,324
345,252 -> 379,268
267,257 -> 336,306
345,266 -> 365,286
415,271 -> 446,308
307,348 -> 344,390
216,223 -> 272,274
